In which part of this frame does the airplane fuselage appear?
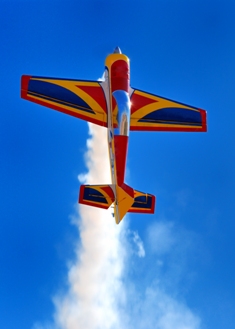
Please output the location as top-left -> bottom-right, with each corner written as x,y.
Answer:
100,51 -> 134,222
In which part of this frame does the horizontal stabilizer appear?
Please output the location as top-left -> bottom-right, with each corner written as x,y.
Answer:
79,184 -> 115,209
128,189 -> 155,214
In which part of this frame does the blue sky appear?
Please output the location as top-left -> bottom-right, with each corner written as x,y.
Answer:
1,0 -> 235,328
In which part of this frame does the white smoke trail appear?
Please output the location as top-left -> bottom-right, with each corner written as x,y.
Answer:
53,123 -> 126,329
33,123 -> 202,329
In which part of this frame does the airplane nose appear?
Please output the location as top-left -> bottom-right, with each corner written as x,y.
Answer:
113,46 -> 122,54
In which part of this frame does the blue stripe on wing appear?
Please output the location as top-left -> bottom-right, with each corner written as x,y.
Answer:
28,79 -> 95,114
139,107 -> 202,126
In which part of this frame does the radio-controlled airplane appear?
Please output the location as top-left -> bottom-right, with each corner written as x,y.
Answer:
21,47 -> 207,224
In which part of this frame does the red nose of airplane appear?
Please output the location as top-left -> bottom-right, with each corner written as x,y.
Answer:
114,46 -> 122,54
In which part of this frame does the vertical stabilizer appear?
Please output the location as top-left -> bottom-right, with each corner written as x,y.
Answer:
113,184 -> 134,224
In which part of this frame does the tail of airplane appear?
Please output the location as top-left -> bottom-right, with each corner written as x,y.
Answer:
79,183 -> 155,224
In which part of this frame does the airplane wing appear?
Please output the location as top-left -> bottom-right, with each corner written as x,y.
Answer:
21,75 -> 108,127
130,88 -> 207,132
79,184 -> 115,209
